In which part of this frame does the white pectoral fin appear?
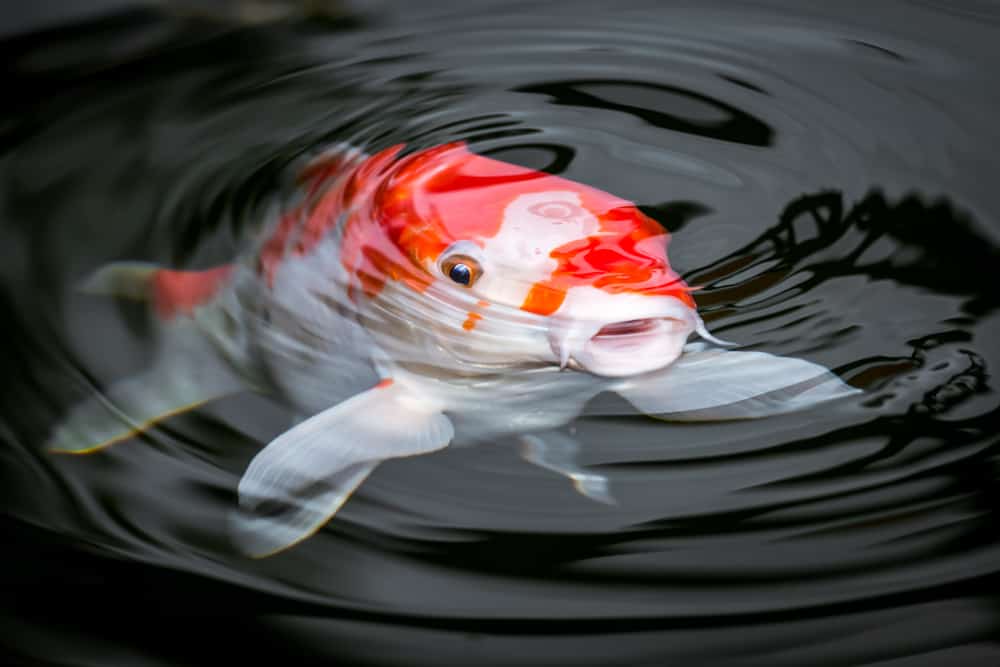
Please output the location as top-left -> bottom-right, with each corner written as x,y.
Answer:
231,382 -> 454,558
616,344 -> 861,420
520,432 -> 614,505
47,326 -> 245,454
47,364 -> 242,454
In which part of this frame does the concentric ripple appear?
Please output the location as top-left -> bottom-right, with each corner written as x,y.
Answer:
1,2 -> 998,665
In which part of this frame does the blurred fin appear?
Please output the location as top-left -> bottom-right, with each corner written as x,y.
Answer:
47,327 -> 245,454
80,262 -> 158,300
51,259 -> 246,453
231,380 -> 454,558
80,261 -> 234,320
616,344 -> 861,420
520,432 -> 614,504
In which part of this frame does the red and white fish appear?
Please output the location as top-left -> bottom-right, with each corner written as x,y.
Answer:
49,142 -> 859,556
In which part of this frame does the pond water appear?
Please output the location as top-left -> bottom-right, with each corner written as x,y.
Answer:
1,1 -> 999,665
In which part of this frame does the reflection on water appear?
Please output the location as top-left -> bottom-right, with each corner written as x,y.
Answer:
1,2 -> 999,665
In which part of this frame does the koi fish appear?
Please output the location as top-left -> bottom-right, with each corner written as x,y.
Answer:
48,141 -> 859,556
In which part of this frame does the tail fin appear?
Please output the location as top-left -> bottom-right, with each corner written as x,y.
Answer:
79,261 -> 158,300
47,345 -> 244,453
81,261 -> 234,320
48,262 -> 245,453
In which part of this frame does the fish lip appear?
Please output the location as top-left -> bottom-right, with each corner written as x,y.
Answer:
546,296 -> 699,377
586,316 -> 688,350
580,317 -> 692,377
591,317 -> 668,340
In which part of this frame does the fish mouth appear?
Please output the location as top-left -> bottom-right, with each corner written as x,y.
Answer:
592,318 -> 665,339
548,306 -> 698,378
546,292 -> 728,378
579,317 -> 693,376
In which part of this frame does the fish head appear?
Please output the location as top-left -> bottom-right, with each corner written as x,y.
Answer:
344,142 -> 710,377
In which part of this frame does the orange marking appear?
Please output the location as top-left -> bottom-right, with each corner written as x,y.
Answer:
462,312 -> 483,331
259,147 -> 396,288
152,266 -> 233,319
259,206 -> 304,287
374,378 -> 394,389
520,203 -> 694,314
270,139 -> 695,312
521,282 -> 567,316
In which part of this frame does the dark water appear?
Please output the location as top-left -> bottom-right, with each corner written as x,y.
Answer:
2,2 -> 1000,665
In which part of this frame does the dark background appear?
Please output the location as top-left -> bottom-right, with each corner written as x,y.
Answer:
2,2 -> 999,665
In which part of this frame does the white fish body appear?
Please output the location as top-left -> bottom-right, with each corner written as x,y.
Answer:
51,142 -> 860,556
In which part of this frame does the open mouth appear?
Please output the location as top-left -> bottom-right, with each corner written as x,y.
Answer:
574,316 -> 694,377
592,318 -> 662,340
545,294 -> 702,378
589,317 -> 691,346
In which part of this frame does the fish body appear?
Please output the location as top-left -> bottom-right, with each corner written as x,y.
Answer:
249,143 -> 701,429
53,142 -> 860,556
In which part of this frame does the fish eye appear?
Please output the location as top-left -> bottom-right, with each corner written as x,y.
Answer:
440,254 -> 482,287
450,263 -> 472,285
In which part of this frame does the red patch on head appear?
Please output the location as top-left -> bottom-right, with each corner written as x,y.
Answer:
519,203 -> 693,315
280,141 -> 692,313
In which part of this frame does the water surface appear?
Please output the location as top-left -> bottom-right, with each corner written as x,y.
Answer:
2,2 -> 999,665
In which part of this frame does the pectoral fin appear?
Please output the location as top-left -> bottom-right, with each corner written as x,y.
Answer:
232,380 -> 454,558
616,343 -> 860,420
47,321 -> 245,454
520,432 -> 614,505
49,259 -> 253,454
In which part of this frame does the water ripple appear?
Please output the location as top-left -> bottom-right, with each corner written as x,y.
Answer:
1,2 -> 998,665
